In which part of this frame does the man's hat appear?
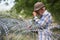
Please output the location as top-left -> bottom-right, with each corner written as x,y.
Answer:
34,2 -> 45,11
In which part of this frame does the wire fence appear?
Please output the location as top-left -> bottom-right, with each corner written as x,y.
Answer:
0,18 -> 60,40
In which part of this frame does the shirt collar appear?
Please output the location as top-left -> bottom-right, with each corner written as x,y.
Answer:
42,10 -> 48,15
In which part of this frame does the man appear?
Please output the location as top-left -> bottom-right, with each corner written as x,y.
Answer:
33,2 -> 52,40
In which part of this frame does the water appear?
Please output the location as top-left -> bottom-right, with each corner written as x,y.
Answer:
0,18 -> 60,40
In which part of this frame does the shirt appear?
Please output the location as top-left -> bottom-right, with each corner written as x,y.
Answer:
34,10 -> 52,29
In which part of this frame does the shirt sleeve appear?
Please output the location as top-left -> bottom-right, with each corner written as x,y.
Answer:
34,14 -> 49,27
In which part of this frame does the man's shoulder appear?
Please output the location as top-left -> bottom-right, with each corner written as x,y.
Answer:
46,11 -> 51,16
43,10 -> 51,15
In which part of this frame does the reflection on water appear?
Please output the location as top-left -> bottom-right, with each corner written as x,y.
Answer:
0,18 -> 60,40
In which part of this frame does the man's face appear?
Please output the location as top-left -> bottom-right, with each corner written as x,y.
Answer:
38,7 -> 45,15
38,9 -> 43,15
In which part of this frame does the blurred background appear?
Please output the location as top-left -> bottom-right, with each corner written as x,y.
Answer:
0,0 -> 60,40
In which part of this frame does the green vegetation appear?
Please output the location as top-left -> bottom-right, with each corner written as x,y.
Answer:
0,0 -> 60,23
0,0 -> 60,40
10,0 -> 60,24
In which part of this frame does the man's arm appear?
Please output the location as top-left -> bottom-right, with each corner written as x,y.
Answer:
34,14 -> 50,27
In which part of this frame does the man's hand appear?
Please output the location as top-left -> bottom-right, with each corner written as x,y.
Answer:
33,12 -> 37,17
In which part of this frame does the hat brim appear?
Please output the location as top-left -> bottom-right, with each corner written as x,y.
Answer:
34,5 -> 45,11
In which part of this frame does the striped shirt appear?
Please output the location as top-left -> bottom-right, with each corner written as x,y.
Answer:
34,10 -> 52,29
34,10 -> 52,40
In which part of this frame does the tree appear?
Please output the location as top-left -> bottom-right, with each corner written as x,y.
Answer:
12,0 -> 60,24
